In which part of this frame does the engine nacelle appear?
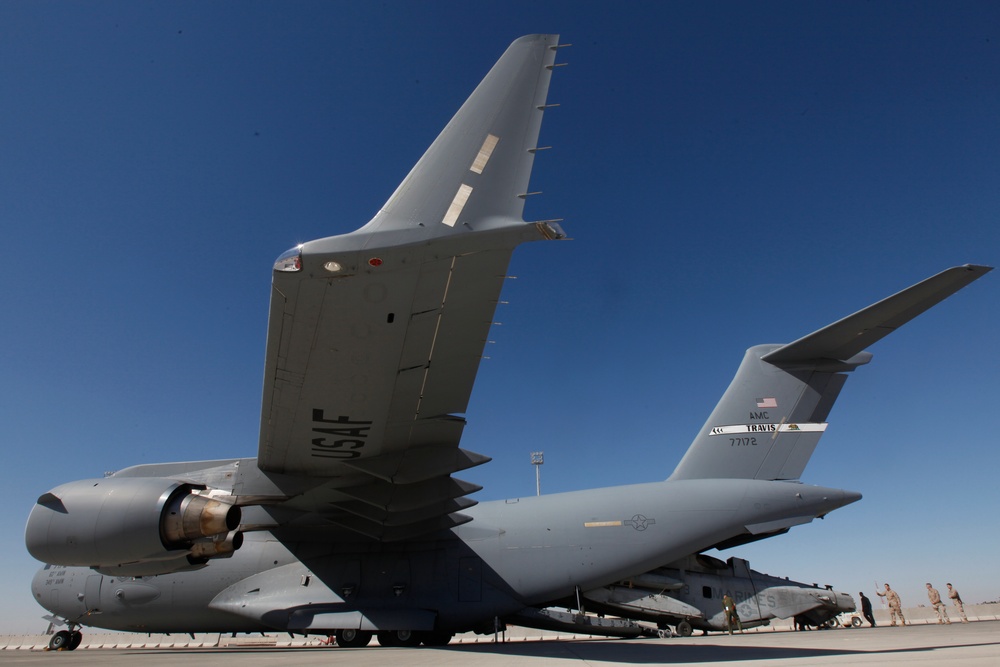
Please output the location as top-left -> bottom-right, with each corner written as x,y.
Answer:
25,477 -> 241,573
94,529 -> 244,577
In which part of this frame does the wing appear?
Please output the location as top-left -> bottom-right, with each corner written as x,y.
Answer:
255,35 -> 567,540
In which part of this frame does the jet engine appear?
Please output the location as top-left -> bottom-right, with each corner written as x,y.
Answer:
25,477 -> 242,575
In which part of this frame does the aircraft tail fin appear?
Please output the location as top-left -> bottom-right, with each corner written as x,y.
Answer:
668,265 -> 991,481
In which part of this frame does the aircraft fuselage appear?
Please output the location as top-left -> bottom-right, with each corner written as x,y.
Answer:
32,473 -> 858,634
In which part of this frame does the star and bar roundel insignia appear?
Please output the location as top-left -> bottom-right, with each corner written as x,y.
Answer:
624,514 -> 656,531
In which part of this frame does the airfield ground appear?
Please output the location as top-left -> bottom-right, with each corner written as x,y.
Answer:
2,615 -> 998,666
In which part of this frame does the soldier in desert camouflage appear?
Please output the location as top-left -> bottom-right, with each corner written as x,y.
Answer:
926,583 -> 951,624
877,583 -> 906,626
947,583 -> 969,623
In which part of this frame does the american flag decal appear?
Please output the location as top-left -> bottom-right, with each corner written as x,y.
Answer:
756,397 -> 778,408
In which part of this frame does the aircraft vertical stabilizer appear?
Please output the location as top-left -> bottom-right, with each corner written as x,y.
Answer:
669,265 -> 991,481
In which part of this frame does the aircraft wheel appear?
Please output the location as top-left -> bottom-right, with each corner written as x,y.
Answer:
677,621 -> 693,637
657,627 -> 673,639
420,631 -> 454,646
377,629 -> 421,647
68,631 -> 83,650
48,631 -> 72,650
851,617 -> 862,628
335,628 -> 372,648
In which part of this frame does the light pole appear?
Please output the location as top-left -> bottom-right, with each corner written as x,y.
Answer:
530,451 -> 544,496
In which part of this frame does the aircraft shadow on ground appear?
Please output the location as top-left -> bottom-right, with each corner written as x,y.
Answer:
119,634 -> 1000,663
435,638 -> 1000,664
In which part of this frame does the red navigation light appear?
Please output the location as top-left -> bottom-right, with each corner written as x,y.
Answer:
274,246 -> 303,272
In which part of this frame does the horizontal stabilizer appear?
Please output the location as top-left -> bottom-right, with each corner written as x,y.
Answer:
763,264 -> 992,364
670,264 -> 991,481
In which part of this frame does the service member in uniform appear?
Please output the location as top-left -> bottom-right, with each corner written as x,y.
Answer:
877,583 -> 906,626
947,583 -> 969,623
926,583 -> 951,624
722,593 -> 742,634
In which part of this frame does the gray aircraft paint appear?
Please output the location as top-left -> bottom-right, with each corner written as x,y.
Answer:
24,34 -> 991,646
582,554 -> 855,634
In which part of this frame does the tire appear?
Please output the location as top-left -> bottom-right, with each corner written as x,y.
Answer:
377,629 -> 422,647
677,620 -> 693,637
851,617 -> 862,628
68,631 -> 83,650
420,631 -> 454,647
336,628 -> 372,648
48,631 -> 71,651
657,627 -> 673,639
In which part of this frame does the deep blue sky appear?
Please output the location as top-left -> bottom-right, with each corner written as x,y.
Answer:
2,1 -> 998,633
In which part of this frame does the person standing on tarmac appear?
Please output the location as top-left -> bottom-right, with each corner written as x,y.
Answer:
859,592 -> 876,627
946,583 -> 969,623
926,583 -> 951,624
877,583 -> 906,626
722,594 -> 743,635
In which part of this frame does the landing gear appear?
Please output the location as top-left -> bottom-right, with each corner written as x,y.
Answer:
420,631 -> 454,646
656,626 -> 673,639
676,620 -> 693,637
335,628 -> 373,647
377,629 -> 421,647
47,629 -> 82,651
332,628 -> 452,648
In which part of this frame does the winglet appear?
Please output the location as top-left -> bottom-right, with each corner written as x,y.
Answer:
365,34 -> 562,239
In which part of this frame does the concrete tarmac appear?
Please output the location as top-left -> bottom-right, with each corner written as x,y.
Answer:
3,621 -> 999,667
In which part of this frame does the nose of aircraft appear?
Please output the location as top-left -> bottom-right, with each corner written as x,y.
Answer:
31,565 -> 58,615
30,564 -> 90,622
31,565 -> 65,616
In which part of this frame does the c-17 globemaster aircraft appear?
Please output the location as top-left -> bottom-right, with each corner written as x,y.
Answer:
26,34 -> 990,651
